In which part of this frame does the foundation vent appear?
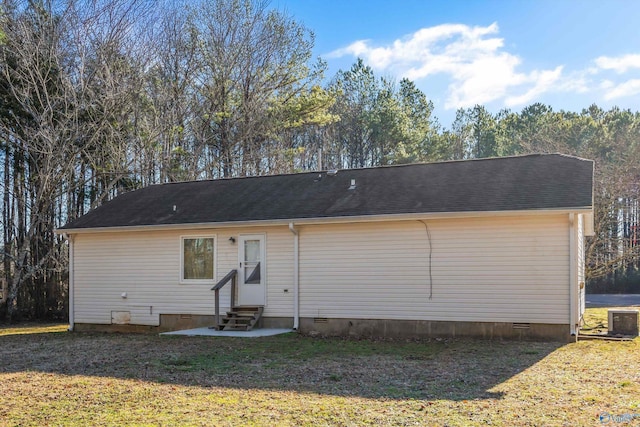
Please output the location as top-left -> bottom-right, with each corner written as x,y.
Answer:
313,317 -> 328,323
512,323 -> 531,329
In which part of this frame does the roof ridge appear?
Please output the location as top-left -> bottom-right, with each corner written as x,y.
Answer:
150,153 -> 587,187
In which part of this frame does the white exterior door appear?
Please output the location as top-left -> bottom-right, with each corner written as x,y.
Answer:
238,234 -> 265,306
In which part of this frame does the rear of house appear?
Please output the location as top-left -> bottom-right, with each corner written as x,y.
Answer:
59,154 -> 594,341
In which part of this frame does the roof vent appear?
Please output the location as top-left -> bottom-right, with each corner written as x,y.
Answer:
327,170 -> 338,176
348,179 -> 356,190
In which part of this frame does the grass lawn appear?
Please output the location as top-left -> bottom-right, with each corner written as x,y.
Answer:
1,314 -> 639,426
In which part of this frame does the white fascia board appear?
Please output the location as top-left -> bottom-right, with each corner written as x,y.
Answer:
56,206 -> 594,235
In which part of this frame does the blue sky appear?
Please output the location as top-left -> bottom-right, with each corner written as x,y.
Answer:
272,0 -> 640,126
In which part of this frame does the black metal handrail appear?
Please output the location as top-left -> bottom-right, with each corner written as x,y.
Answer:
211,269 -> 237,330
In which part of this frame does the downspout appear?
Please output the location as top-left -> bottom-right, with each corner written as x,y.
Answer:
288,222 -> 299,330
65,233 -> 75,332
569,214 -> 577,337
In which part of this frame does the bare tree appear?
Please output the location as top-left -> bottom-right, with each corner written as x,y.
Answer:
188,0 -> 323,177
0,0 -> 155,319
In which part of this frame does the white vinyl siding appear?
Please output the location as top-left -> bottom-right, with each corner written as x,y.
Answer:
73,226 -> 294,325
299,214 -> 571,324
72,213 -> 574,327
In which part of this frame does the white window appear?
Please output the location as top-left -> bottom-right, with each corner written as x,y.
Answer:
181,236 -> 216,283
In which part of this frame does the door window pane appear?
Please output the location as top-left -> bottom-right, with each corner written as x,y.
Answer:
245,262 -> 261,284
244,240 -> 260,263
243,239 -> 261,284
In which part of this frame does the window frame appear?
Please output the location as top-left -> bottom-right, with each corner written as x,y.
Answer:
180,235 -> 217,284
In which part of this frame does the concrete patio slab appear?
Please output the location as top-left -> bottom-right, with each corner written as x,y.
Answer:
160,328 -> 294,337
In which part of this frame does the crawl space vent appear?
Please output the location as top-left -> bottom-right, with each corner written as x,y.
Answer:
512,323 -> 531,330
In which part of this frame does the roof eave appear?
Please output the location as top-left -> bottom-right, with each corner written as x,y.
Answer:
56,206 -> 593,235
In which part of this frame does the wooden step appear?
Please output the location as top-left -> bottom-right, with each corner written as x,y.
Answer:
227,311 -> 259,317
227,317 -> 254,325
219,305 -> 263,331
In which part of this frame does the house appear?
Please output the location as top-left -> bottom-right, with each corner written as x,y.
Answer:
57,153 -> 594,341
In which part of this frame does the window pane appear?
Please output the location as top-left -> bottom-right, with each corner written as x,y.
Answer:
245,262 -> 261,284
183,238 -> 214,280
244,240 -> 260,263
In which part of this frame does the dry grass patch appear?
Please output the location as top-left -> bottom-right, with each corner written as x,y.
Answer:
0,322 -> 68,337
0,323 -> 638,426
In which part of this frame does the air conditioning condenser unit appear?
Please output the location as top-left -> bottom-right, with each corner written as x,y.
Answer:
608,310 -> 639,336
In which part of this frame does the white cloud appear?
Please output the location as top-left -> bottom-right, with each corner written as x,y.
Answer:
328,40 -> 371,59
504,67 -> 563,107
603,79 -> 640,100
590,54 -> 640,100
556,71 -> 590,94
595,54 -> 640,73
600,80 -> 615,89
328,23 -> 564,109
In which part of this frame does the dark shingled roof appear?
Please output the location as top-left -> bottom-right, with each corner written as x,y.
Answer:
60,154 -> 594,230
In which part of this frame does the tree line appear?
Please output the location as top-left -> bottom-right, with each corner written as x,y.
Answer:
0,0 -> 638,320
